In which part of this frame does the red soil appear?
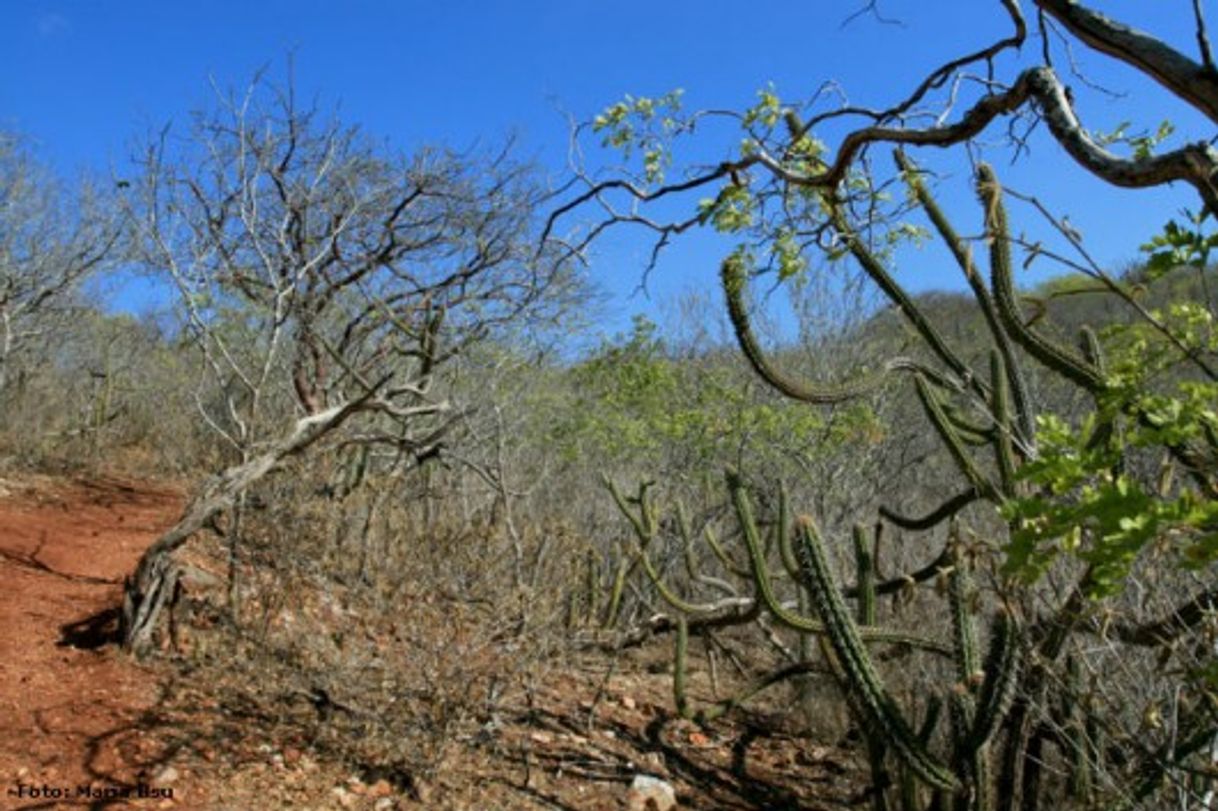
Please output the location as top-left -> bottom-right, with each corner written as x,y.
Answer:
0,476 -> 199,810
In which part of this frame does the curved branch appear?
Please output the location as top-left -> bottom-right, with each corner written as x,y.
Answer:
1036,0 -> 1218,122
880,488 -> 981,531
774,67 -> 1218,215
1087,587 -> 1218,646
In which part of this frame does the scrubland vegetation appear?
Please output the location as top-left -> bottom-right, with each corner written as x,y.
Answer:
3,3 -> 1218,809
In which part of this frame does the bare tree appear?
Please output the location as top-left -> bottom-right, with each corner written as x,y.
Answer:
0,132 -> 120,403
119,71 -> 573,653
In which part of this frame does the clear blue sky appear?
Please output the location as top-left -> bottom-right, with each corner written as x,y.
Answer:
3,1 -> 1213,340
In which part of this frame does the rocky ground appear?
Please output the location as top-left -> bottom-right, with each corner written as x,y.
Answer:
0,475 -> 866,810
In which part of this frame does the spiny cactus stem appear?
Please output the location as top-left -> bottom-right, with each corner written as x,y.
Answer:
915,374 -> 1000,502
853,523 -> 877,626
895,148 -> 1036,445
676,500 -> 700,582
829,201 -> 988,405
990,351 -> 1019,498
967,609 -> 1022,754
977,163 -> 1106,393
721,254 -> 885,404
674,615 -> 691,719
948,533 -> 981,694
703,524 -> 751,578
795,514 -> 959,791
728,470 -> 951,654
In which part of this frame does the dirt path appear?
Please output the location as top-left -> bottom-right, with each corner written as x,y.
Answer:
0,475 -> 201,810
0,474 -> 864,810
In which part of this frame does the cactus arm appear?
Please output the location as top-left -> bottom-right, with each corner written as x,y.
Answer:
728,469 -> 830,634
853,523 -> 878,626
673,615 -> 692,719
977,163 -> 1107,393
897,149 -> 1037,444
794,514 -> 959,791
676,500 -> 700,582
916,374 -> 1000,500
727,470 -> 951,654
721,254 -> 888,403
943,402 -> 997,446
845,545 -> 955,599
948,541 -> 981,692
777,484 -> 804,581
775,480 -> 793,573
703,524 -> 752,578
605,475 -> 751,617
967,610 -> 1023,754
990,351 -> 1019,498
829,203 -> 987,401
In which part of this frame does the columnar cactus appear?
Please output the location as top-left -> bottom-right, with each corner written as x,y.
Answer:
602,154 -> 1212,810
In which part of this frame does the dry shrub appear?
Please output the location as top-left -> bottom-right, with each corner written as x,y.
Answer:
166,459 -> 577,784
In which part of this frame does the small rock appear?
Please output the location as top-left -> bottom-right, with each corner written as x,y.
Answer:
348,775 -> 366,794
411,777 -> 432,804
374,799 -> 395,811
158,799 -> 175,809
627,774 -> 678,811
282,746 -> 301,765
370,779 -> 393,797
688,731 -> 711,747
529,731 -> 553,745
152,766 -> 180,787
621,695 -> 637,710
332,786 -> 356,808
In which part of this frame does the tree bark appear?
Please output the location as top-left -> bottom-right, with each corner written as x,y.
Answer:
120,396 -> 374,654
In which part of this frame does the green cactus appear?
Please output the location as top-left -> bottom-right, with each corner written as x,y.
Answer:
915,374 -> 998,500
854,523 -> 877,626
964,609 -> 1021,756
727,470 -> 951,654
896,149 -> 1035,445
977,164 -> 1106,394
794,512 -> 959,792
721,254 -> 888,404
674,615 -> 691,719
880,488 -> 981,531
989,352 -> 1018,498
829,204 -> 986,402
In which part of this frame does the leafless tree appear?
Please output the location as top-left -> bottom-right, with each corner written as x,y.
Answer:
119,71 -> 574,653
0,132 -> 121,403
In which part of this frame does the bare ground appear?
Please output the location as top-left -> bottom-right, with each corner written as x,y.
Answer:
0,476 -> 867,810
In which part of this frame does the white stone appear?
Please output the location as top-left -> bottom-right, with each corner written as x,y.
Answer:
626,774 -> 677,811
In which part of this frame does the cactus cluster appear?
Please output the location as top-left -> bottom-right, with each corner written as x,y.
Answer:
602,155 -> 1213,809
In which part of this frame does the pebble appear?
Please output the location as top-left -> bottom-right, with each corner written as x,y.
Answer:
152,766 -> 179,787
627,774 -> 677,811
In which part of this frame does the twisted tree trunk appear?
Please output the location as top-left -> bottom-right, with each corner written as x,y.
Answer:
120,397 -> 373,654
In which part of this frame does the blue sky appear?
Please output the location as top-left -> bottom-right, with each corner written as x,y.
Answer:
3,1 -> 1214,341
